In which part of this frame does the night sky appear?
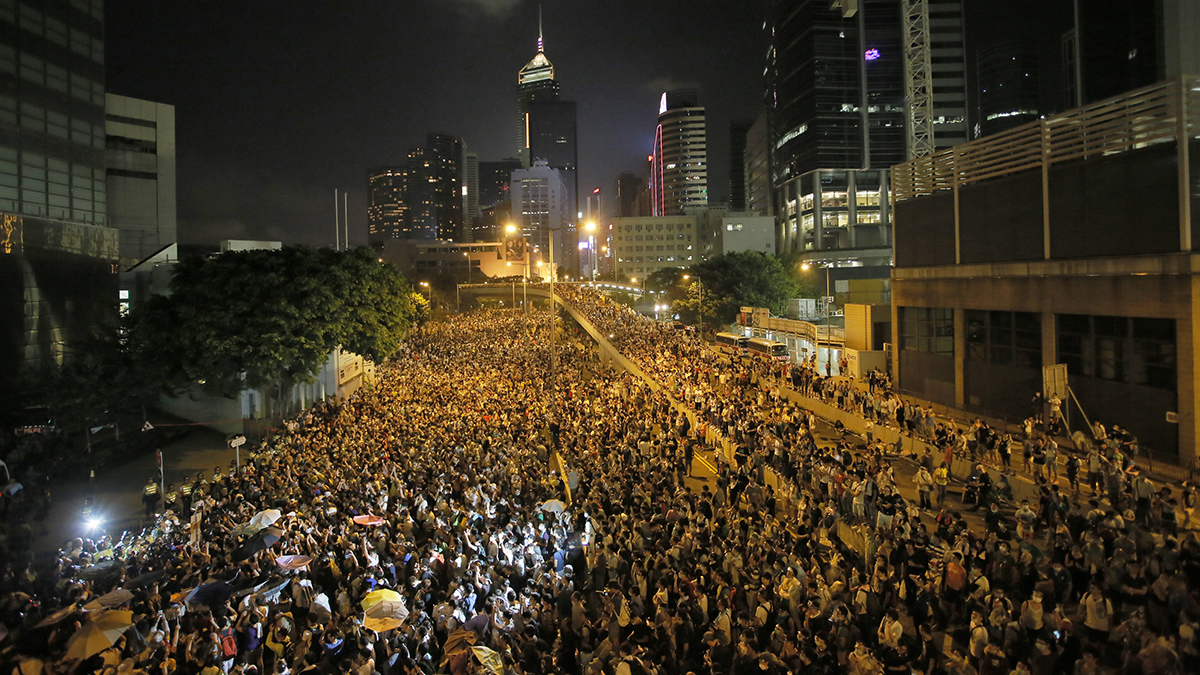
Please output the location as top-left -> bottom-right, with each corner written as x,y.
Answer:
104,0 -> 767,248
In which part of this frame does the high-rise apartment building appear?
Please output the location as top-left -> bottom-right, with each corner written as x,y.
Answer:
105,93 -> 176,267
975,39 -> 1041,136
650,89 -> 707,216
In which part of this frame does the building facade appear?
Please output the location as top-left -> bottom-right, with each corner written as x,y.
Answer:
105,93 -> 175,267
650,89 -> 707,217
612,215 -> 699,278
890,76 -> 1200,465
367,166 -> 406,243
509,160 -> 568,267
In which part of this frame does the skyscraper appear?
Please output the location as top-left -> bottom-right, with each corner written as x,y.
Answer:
615,172 -> 645,218
929,0 -> 969,149
650,89 -> 707,217
516,10 -> 577,273
478,158 -> 523,211
367,166 -> 407,243
105,93 -> 176,267
462,152 -> 478,243
728,120 -> 751,211
766,0 -> 912,264
366,133 -> 464,244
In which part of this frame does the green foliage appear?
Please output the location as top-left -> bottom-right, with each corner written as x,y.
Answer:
778,249 -> 823,298
671,251 -> 801,328
131,246 -> 416,400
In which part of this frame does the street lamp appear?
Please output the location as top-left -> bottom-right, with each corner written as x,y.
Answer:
419,281 -> 431,306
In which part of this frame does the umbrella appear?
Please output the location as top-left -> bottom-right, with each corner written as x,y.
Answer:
78,561 -> 121,580
442,627 -> 476,657
84,589 -> 134,610
363,616 -> 403,632
353,514 -> 384,526
251,578 -> 291,604
232,527 -> 283,561
125,570 -> 168,589
34,605 -> 79,628
250,509 -> 282,528
63,609 -> 133,660
275,555 -> 312,571
185,581 -> 232,609
538,499 -> 567,514
471,646 -> 504,675
361,589 -> 403,612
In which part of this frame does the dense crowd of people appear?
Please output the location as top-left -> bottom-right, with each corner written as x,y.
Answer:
0,290 -> 1197,675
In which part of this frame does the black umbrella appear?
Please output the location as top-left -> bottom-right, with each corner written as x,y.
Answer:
126,570 -> 168,589
78,561 -> 122,580
231,526 -> 283,562
185,581 -> 232,609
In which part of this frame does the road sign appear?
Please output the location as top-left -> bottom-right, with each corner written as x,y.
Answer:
228,435 -> 246,448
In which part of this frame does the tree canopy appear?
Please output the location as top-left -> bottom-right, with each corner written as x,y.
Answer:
671,251 -> 802,328
131,246 -> 417,400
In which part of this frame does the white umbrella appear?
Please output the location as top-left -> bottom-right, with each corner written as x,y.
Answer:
538,499 -> 567,514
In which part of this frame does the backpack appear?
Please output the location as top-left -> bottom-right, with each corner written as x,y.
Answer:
945,563 -> 967,591
220,627 -> 238,659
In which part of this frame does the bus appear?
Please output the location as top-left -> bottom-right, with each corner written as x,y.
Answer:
713,332 -> 749,355
747,338 -> 790,362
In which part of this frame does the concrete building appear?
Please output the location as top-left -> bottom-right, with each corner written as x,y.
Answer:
743,110 -> 772,216
367,166 -> 406,244
929,0 -> 969,149
716,213 -> 776,257
651,89 -> 707,216
510,160 -> 568,269
105,93 -> 176,268
0,0 -> 116,417
890,76 -> 1200,465
611,215 -> 698,278
379,239 -> 513,284
462,152 -> 478,242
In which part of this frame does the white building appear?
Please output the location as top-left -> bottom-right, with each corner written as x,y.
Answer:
510,160 -> 568,269
611,215 -> 699,278
105,94 -> 176,268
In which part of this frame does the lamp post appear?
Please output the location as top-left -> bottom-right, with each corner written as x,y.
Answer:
801,262 -> 833,324
419,281 -> 431,310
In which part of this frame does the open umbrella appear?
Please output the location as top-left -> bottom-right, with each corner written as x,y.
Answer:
251,578 -> 291,605
250,509 -> 282,528
471,646 -> 504,675
442,627 -> 476,657
232,526 -> 283,561
84,589 -> 133,610
538,499 -> 567,514
352,514 -> 384,526
362,589 -> 409,626
275,555 -> 312,571
125,569 -> 168,589
185,581 -> 232,609
34,604 -> 79,628
363,616 -> 403,632
360,588 -> 403,612
64,609 -> 133,659
78,561 -> 121,580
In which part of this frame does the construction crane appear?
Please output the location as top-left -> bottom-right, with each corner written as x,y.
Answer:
901,0 -> 936,159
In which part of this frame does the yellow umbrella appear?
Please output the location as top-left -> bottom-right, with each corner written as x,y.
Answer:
363,616 -> 403,632
360,589 -> 402,612
64,609 -> 133,659
471,646 -> 504,675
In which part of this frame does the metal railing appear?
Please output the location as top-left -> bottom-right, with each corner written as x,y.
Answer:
893,76 -> 1200,202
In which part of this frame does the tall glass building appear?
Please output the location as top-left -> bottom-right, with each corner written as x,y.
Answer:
650,89 -> 707,217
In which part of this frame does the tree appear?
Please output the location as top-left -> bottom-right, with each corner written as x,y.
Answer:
130,246 -> 417,415
671,251 -> 801,328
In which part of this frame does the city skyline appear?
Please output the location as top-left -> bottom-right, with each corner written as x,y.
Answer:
104,0 -> 766,248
